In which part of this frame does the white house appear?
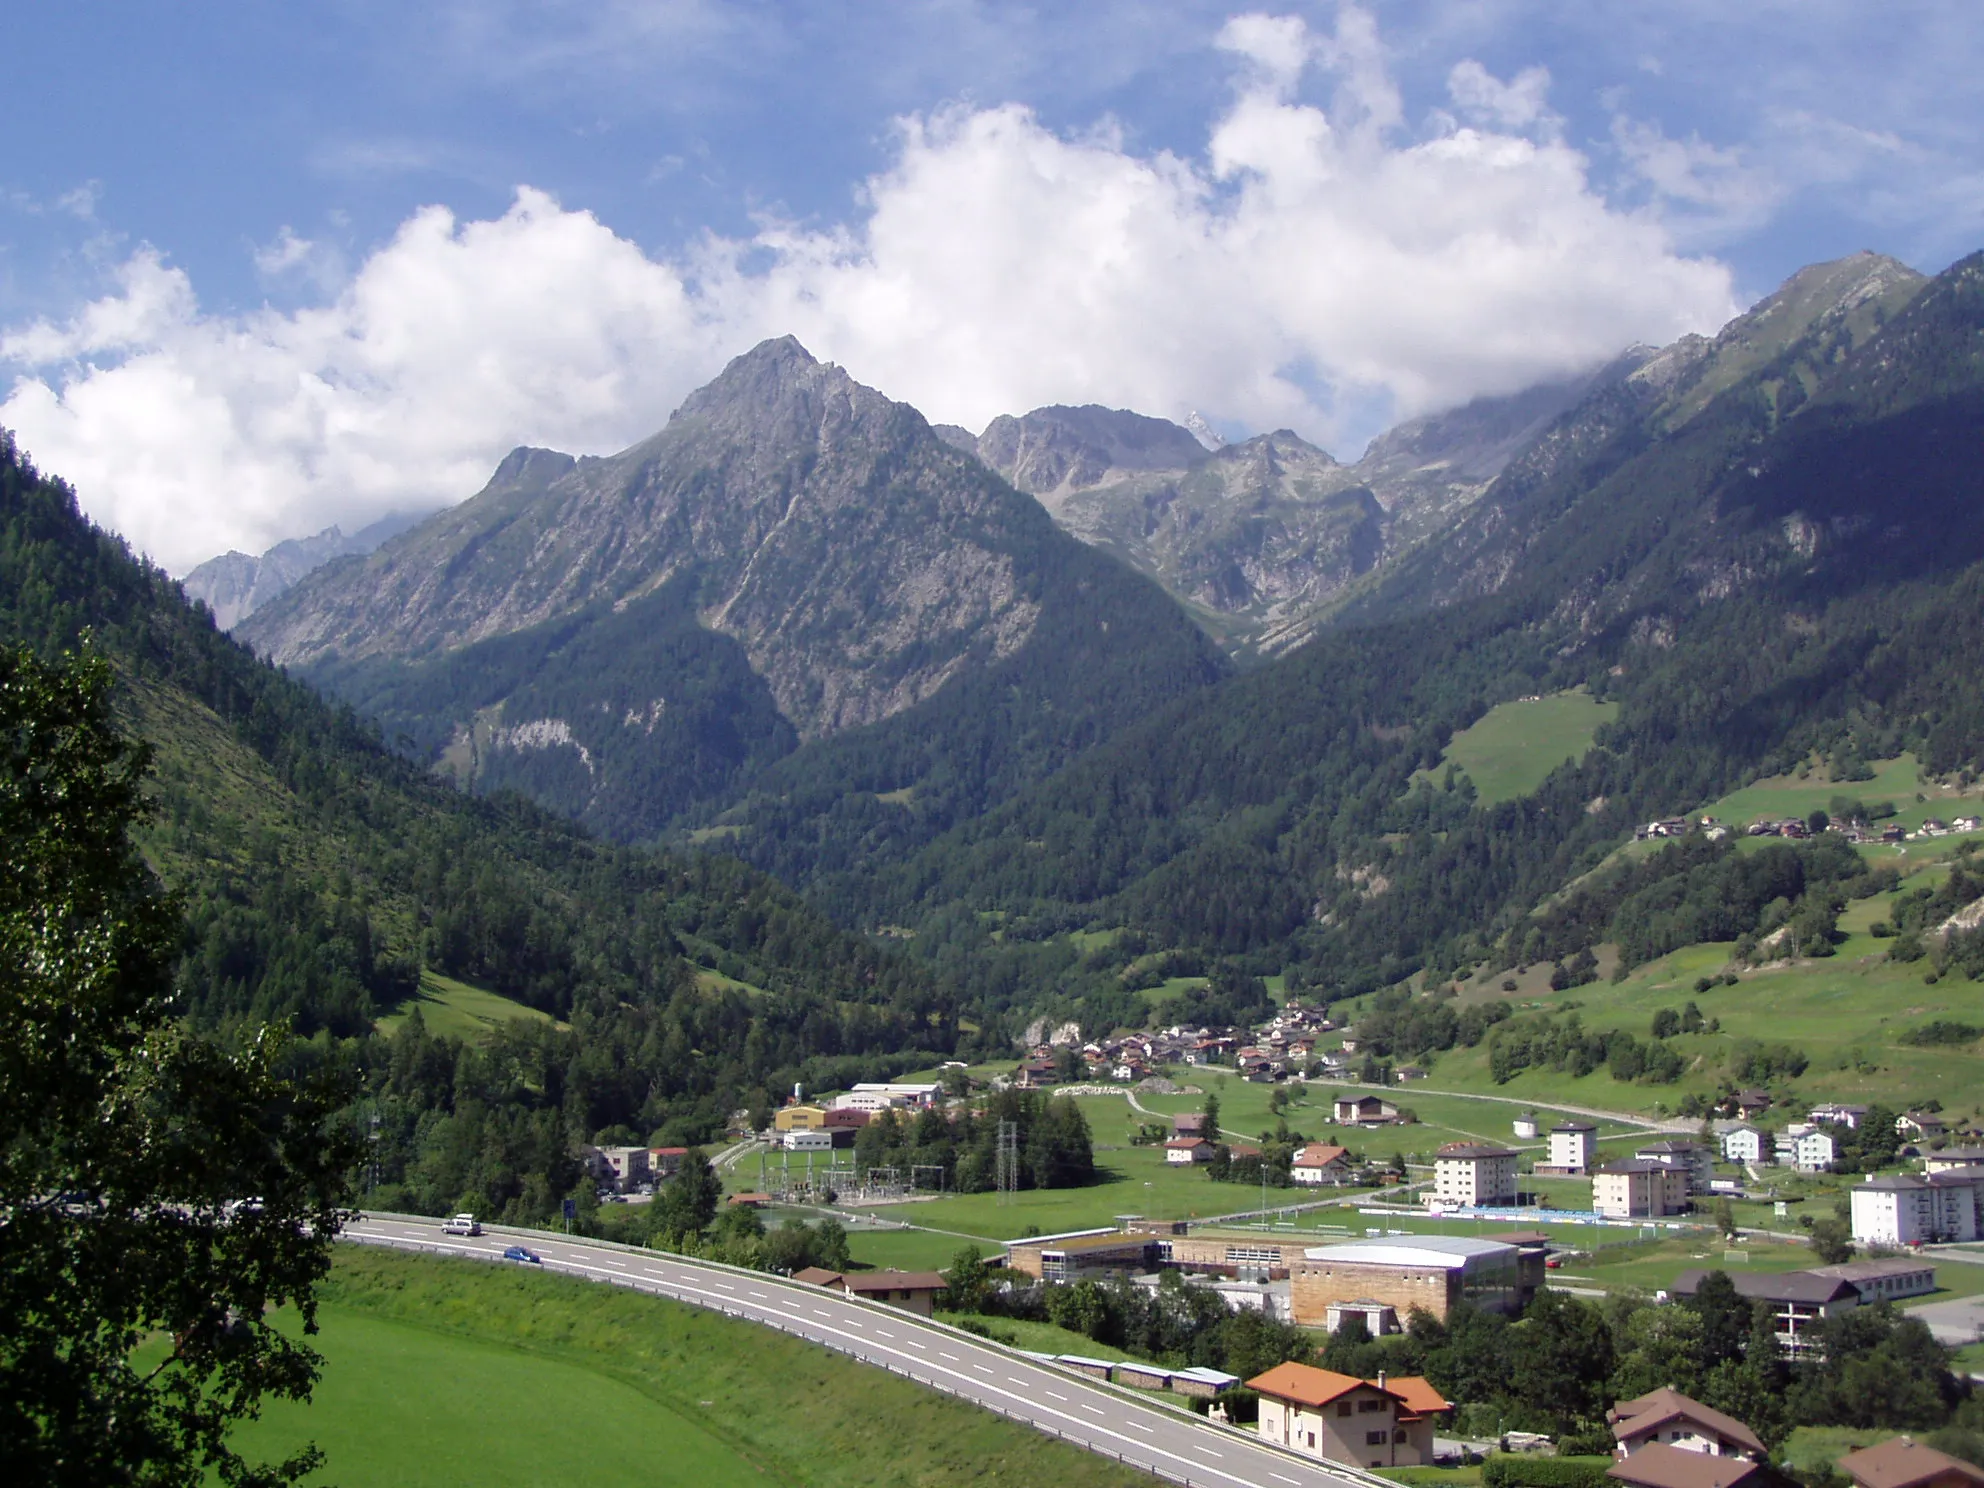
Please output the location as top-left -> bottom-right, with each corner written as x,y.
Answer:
1432,1143 -> 1519,1208
1851,1170 -> 1984,1245
1718,1124 -> 1770,1165
1809,1103 -> 1869,1130
1290,1143 -> 1353,1186
1776,1124 -> 1837,1173
1548,1122 -> 1599,1173
1165,1138 -> 1213,1165
1635,1138 -> 1713,1191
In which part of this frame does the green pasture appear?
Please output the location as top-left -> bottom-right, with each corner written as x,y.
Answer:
1413,689 -> 1619,807
1374,905 -> 1984,1119
221,1304 -> 758,1488
284,1246 -> 1151,1488
375,971 -> 559,1040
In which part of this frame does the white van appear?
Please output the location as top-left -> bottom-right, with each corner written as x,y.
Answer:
442,1214 -> 481,1236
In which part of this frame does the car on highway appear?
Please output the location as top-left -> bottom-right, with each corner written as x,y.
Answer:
441,1213 -> 481,1236
502,1245 -> 542,1265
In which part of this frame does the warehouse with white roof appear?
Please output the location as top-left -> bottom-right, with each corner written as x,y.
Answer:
1291,1234 -> 1544,1327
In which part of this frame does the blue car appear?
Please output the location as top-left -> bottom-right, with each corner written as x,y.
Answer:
502,1245 -> 542,1265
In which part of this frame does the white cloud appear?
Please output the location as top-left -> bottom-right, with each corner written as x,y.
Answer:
2,5 -> 1738,575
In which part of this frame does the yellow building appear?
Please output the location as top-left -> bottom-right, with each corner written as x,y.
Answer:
774,1104 -> 828,1131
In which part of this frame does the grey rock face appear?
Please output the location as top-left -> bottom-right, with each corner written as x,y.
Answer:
181,510 -> 431,630
240,338 -> 1072,740
962,376 -> 1610,655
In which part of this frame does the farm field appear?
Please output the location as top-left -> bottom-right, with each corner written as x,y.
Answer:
375,970 -> 558,1040
219,1304 -> 760,1488
285,1247 -> 1152,1488
1412,689 -> 1619,806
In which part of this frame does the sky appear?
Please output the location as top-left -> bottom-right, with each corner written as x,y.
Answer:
3,2 -> 1982,574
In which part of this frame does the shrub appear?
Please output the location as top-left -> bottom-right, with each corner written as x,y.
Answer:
1482,1455 -> 1617,1488
1900,1020 -> 1983,1047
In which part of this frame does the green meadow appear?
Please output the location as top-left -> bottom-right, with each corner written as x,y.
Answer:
230,1246 -> 1155,1488
1414,689 -> 1620,806
375,970 -> 559,1040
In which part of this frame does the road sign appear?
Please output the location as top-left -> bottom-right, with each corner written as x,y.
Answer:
563,1198 -> 577,1219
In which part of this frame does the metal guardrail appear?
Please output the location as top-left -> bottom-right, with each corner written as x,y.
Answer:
342,1214 -> 1392,1488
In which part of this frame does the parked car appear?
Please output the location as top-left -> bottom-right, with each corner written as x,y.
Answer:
502,1245 -> 541,1265
441,1213 -> 481,1236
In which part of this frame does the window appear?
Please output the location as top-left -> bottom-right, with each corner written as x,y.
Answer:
1338,1403 -> 1354,1418
1367,1431 -> 1389,1446
1359,1399 -> 1385,1413
1394,1430 -> 1407,1444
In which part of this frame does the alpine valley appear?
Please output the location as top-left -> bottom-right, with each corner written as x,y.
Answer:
9,245 -> 1984,1192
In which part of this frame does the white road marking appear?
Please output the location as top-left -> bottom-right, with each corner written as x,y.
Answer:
1045,1391 -> 1067,1402
714,1282 -> 734,1291
874,1331 -> 895,1340
939,1351 -> 960,1361
748,1291 -> 768,1299
972,1364 -> 993,1375
1193,1446 -> 1224,1459
348,1229 -> 1292,1488
1126,1421 -> 1154,1434
906,1339 -> 927,1350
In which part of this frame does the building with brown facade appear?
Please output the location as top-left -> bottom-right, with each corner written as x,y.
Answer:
1291,1235 -> 1537,1326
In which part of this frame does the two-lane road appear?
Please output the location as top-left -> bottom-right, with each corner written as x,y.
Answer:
346,1214 -> 1378,1488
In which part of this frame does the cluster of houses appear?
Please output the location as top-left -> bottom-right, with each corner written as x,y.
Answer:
1247,1362 -> 1984,1488
767,1082 -> 943,1151
1013,1003 -> 1345,1087
1667,1258 -> 1940,1360
1717,1103 -> 1981,1178
1633,808 -> 1982,847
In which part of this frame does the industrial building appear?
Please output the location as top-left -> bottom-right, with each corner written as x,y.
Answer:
1290,1235 -> 1539,1326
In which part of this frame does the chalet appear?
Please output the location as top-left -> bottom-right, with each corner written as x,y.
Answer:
1291,1143 -> 1353,1186
1810,1103 -> 1870,1129
1609,1385 -> 1766,1459
1838,1438 -> 1984,1488
1173,1112 -> 1212,1138
1165,1137 -> 1214,1165
1608,1444 -> 1780,1488
1247,1362 -> 1448,1469
1735,1090 -> 1772,1119
1333,1095 -> 1398,1125
1897,1112 -> 1948,1141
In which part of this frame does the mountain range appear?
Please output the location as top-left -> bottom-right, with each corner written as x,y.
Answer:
149,245 -> 1984,1031
180,510 -> 430,629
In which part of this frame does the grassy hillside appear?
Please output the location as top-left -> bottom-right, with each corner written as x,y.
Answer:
374,971 -> 559,1040
222,1304 -> 763,1488
310,1247 -> 1151,1488
1412,689 -> 1619,806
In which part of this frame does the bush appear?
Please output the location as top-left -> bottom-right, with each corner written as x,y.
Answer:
1900,1020 -> 1983,1047
1482,1455 -> 1617,1488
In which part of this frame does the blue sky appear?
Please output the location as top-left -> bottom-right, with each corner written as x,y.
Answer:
5,2 -> 1982,570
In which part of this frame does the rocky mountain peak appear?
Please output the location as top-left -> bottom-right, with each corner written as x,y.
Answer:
975,404 -> 1213,501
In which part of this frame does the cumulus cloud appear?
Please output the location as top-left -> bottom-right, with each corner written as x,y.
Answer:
2,5 -> 1738,574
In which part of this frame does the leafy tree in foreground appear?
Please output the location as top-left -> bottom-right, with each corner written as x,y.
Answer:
0,647 -> 355,1487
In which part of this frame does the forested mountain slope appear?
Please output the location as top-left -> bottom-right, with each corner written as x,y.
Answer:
0,433 -> 970,1214
239,338 -> 1226,846
847,250 -> 1984,1027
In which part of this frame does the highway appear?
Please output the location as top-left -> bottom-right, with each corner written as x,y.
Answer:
346,1213 -> 1380,1488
